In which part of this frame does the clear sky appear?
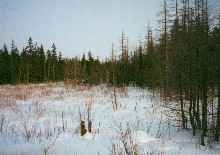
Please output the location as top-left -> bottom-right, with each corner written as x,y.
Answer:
0,0 -> 219,60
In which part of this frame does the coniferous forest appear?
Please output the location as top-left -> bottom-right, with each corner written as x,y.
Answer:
0,0 -> 220,146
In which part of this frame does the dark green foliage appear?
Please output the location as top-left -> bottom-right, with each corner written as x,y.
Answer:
0,44 -> 11,84
38,45 -> 46,82
10,40 -> 20,84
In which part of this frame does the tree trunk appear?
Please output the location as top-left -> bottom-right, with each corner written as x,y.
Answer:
215,83 -> 220,141
179,73 -> 186,129
196,89 -> 201,129
189,89 -> 196,135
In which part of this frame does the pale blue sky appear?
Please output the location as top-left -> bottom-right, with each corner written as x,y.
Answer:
0,0 -> 219,60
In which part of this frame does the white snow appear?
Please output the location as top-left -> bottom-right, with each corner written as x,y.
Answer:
0,83 -> 219,155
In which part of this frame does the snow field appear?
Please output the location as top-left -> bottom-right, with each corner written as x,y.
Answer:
0,83 -> 219,155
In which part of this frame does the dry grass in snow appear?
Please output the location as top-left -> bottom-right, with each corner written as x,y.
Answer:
0,82 -> 219,155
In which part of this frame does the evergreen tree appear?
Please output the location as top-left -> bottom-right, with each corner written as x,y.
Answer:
0,44 -> 11,84
46,50 -> 51,82
51,43 -> 58,81
81,53 -> 86,81
38,44 -> 46,82
10,40 -> 20,84
57,51 -> 65,81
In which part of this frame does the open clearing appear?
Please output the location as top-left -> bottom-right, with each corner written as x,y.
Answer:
0,83 -> 219,155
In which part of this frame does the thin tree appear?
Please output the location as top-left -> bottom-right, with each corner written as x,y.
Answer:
112,43 -> 117,110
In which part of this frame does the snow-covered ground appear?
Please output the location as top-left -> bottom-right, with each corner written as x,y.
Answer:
0,83 -> 219,155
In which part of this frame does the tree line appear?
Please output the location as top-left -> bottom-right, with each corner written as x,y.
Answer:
0,0 -> 219,146
107,0 -> 220,146
0,37 -> 105,85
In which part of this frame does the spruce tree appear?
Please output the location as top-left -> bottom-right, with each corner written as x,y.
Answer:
10,40 -> 20,84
